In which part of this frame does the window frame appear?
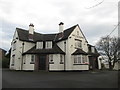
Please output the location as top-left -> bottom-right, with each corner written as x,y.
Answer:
36,41 -> 43,49
49,54 -> 54,64
73,55 -> 88,65
46,41 -> 52,49
30,55 -> 35,64
60,54 -> 64,64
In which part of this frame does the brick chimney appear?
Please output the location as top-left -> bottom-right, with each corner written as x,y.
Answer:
59,22 -> 64,33
29,23 -> 34,41
58,22 -> 64,40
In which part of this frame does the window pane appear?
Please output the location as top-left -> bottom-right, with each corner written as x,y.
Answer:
74,56 -> 77,63
78,55 -> 81,63
31,55 -> 35,62
82,55 -> 85,63
49,55 -> 53,61
84,56 -> 87,63
60,55 -> 63,62
46,41 -> 52,49
36,42 -> 43,49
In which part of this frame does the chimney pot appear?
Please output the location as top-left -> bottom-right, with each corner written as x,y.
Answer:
59,22 -> 64,25
29,23 -> 34,27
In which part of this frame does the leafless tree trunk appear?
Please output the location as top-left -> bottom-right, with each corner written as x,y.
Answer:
96,36 -> 119,70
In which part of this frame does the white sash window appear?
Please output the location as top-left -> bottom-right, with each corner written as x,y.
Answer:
46,41 -> 52,49
36,42 -> 43,49
74,55 -> 88,64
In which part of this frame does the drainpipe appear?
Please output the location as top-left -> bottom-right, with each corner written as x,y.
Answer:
64,41 -> 66,71
21,42 -> 24,70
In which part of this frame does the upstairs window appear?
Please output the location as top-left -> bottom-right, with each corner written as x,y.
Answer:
36,42 -> 43,49
75,39 -> 82,49
46,41 -> 52,49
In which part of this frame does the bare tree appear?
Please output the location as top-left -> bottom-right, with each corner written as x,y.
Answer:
96,36 -> 120,70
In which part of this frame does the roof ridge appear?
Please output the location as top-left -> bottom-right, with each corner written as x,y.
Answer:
64,24 -> 78,31
16,24 -> 78,35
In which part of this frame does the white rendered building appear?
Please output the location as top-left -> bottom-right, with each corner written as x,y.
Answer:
10,23 -> 100,71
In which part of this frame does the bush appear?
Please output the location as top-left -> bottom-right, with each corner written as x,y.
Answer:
101,63 -> 105,69
2,57 -> 10,68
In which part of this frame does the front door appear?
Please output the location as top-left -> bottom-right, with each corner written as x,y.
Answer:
89,56 -> 98,70
39,55 -> 46,70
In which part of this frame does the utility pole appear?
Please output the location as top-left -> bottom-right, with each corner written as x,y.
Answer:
118,1 -> 120,62
118,1 -> 120,38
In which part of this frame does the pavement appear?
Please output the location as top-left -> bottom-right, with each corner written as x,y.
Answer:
2,69 -> 119,88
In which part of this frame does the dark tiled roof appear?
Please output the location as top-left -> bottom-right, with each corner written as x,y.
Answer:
72,49 -> 88,55
23,44 -> 65,54
87,44 -> 100,57
17,28 -> 56,42
16,24 -> 77,42
60,25 -> 77,41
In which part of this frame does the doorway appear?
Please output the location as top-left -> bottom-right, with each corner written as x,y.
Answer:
39,55 -> 47,70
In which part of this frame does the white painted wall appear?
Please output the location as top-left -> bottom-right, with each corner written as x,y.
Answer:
57,40 -> 66,52
23,41 -> 35,52
10,29 -> 35,70
72,65 -> 89,70
49,54 -> 64,71
23,54 -> 35,70
10,25 -> 95,71
64,26 -> 89,70
10,30 -> 21,70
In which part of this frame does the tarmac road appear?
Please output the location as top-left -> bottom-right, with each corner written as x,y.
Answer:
2,69 -> 119,88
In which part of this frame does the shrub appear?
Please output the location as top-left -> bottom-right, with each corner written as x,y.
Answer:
2,57 -> 10,68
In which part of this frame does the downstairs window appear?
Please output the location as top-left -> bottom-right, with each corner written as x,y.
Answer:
74,55 -> 88,64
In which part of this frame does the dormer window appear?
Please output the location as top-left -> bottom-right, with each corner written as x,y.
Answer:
46,41 -> 52,49
36,42 -> 43,49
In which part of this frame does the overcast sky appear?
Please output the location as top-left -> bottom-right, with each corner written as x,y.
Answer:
0,0 -> 119,51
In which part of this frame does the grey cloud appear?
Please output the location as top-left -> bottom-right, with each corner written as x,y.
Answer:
1,19 -> 28,51
0,0 -> 13,14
